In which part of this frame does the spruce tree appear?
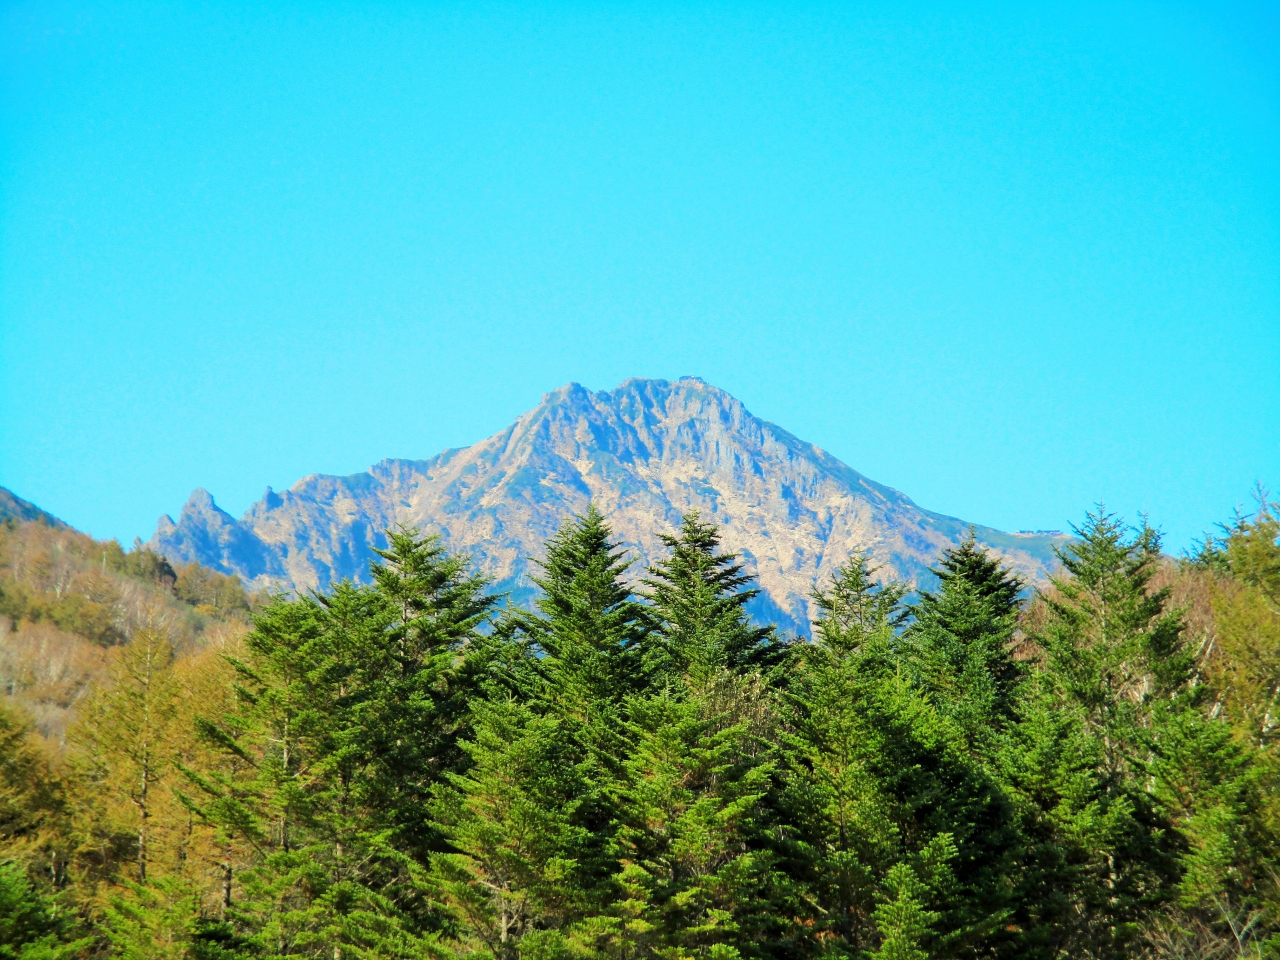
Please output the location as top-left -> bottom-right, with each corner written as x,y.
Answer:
349,529 -> 499,867
429,697 -> 592,960
595,685 -> 777,960
779,559 -> 1018,959
1001,509 -> 1188,959
1037,509 -> 1191,774
641,512 -> 775,688
514,505 -> 648,722
0,860 -> 88,960
901,536 -> 1024,752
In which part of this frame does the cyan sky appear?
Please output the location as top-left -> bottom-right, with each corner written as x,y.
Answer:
2,1 -> 1277,551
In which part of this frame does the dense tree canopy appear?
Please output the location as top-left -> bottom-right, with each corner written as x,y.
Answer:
1,499 -> 1278,959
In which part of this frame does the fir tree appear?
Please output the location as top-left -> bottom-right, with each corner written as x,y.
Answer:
346,529 -> 499,868
641,512 -> 775,689
0,860 -> 88,960
1003,509 -> 1189,959
429,697 -> 592,960
1038,509 -> 1192,775
810,555 -> 909,650
514,505 -> 648,721
597,685 -> 777,960
901,536 -> 1024,751
779,560 -> 1017,959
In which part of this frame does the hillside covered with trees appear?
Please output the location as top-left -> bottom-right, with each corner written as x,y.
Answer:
0,513 -> 257,741
1,496 -> 1278,959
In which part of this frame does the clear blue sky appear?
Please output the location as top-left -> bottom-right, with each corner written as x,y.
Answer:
2,1 -> 1277,552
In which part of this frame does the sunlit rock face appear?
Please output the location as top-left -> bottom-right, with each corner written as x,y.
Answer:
151,377 -> 1065,634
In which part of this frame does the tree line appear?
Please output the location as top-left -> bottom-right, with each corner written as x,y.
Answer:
1,499 -> 1278,959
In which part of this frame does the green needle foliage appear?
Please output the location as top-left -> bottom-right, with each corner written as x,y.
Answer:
641,512 -> 777,687
901,535 -> 1024,751
4,500 -> 1279,959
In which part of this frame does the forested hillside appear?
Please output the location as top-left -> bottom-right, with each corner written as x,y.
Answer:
0,513 -> 256,741
1,495 -> 1278,959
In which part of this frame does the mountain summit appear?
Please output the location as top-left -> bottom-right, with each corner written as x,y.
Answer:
151,377 -> 1064,632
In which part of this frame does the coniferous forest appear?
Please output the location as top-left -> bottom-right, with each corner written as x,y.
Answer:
2,498 -> 1279,960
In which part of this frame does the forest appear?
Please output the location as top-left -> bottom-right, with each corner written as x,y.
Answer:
1,496 -> 1278,960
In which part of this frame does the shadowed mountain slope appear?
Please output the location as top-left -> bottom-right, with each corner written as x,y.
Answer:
0,487 -> 68,529
150,377 -> 1066,633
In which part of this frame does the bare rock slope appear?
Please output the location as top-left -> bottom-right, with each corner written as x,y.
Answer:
151,377 -> 1065,633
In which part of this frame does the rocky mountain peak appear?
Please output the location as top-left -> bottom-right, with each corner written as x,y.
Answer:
149,377 -> 1067,633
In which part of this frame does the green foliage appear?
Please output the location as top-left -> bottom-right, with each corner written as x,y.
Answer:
1038,509 -> 1192,774
900,535 -> 1024,751
108,544 -> 178,590
5,499 -> 1280,960
515,506 -> 648,718
430,697 -> 589,958
601,685 -> 776,960
641,512 -> 778,687
777,558 -> 1021,959
0,861 -> 87,960
810,555 -> 909,650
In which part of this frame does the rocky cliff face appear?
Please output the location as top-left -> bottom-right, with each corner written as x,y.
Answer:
150,377 -> 1066,633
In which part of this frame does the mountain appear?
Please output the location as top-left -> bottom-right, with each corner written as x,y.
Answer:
150,377 -> 1067,633
0,486 -> 68,529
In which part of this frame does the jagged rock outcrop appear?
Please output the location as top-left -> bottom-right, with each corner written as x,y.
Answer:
150,377 -> 1066,633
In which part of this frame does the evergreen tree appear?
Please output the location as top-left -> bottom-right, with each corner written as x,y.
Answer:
429,697 -> 592,960
1002,509 -> 1189,959
0,860 -> 88,960
182,528 -> 501,957
514,505 -> 648,722
810,556 -> 909,649
348,529 -> 499,869
182,593 -> 431,957
901,536 -> 1024,752
1143,700 -> 1280,958
641,512 -> 776,688
594,684 -> 777,960
779,559 -> 1017,959
1037,509 -> 1192,775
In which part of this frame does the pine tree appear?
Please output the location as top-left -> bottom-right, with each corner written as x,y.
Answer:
779,559 -> 1017,959
641,512 -> 776,689
901,536 -> 1024,752
429,697 -> 591,960
595,684 -> 776,960
514,505 -> 648,723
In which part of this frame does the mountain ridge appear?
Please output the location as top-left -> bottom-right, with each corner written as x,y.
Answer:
149,377 -> 1067,633
0,486 -> 69,530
